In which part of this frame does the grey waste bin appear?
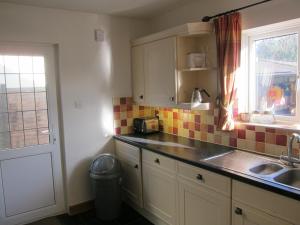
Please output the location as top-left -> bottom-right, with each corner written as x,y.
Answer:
90,153 -> 122,220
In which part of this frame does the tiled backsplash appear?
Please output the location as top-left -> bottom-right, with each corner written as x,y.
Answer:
113,97 -> 300,157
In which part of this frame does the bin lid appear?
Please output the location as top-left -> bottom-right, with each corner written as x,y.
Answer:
90,154 -> 122,179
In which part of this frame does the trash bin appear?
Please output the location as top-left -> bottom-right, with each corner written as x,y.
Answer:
90,153 -> 122,220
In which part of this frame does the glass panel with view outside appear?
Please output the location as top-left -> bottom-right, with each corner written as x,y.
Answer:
254,33 -> 298,116
0,55 -> 49,150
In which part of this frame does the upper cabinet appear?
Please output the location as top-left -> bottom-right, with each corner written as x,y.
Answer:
144,37 -> 176,107
131,22 -> 216,108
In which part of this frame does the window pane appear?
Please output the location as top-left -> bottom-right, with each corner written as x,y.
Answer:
4,56 -> 19,73
9,112 -> 23,131
7,93 -> 22,112
254,33 -> 298,116
10,131 -> 24,149
0,113 -> 9,132
0,93 -> 8,112
38,128 -> 49,145
33,56 -> 45,73
23,111 -> 37,129
0,132 -> 10,149
34,74 -> 46,92
21,93 -> 35,111
20,74 -> 34,92
35,92 -> 47,110
6,74 -> 20,93
36,110 -> 48,128
24,129 -> 38,146
0,74 -> 6,93
0,56 -> 4,73
19,56 -> 33,73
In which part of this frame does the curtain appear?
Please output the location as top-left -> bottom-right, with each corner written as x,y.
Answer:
214,12 -> 241,131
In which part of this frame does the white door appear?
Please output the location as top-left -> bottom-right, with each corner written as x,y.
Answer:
178,179 -> 230,225
0,44 -> 65,225
115,141 -> 143,208
142,163 -> 177,225
144,37 -> 176,107
132,45 -> 145,105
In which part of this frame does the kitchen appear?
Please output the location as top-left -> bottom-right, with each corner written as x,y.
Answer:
0,0 -> 300,225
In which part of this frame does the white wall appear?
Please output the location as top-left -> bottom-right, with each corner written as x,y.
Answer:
0,3 -> 149,207
150,0 -> 300,32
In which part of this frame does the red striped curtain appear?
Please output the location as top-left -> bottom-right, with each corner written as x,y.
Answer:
214,13 -> 241,131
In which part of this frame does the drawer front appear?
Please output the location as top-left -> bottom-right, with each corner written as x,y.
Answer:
115,140 -> 140,161
178,162 -> 231,196
142,150 -> 176,174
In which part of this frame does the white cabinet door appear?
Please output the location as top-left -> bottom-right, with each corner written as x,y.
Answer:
178,179 -> 230,225
144,37 -> 176,107
132,45 -> 145,104
232,201 -> 293,225
115,141 -> 143,208
142,163 -> 177,225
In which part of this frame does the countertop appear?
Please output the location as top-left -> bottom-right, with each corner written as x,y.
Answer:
114,132 -> 300,201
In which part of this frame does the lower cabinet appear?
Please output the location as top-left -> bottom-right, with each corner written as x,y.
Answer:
115,141 -> 143,208
115,140 -> 300,225
232,201 -> 292,225
142,150 -> 177,225
232,180 -> 299,225
177,162 -> 231,225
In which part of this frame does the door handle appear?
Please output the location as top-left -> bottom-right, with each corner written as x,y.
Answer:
235,207 -> 243,215
154,158 -> 160,164
134,164 -> 138,169
196,174 -> 203,181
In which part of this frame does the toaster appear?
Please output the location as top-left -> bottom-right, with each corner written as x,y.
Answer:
133,117 -> 159,134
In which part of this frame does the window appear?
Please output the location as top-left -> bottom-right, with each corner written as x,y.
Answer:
0,55 -> 49,149
242,19 -> 300,123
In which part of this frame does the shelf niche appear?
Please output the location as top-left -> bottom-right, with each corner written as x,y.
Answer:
176,33 -> 218,108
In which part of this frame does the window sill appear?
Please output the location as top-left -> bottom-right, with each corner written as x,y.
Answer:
235,120 -> 300,131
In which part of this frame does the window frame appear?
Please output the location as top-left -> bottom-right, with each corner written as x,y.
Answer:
242,19 -> 300,124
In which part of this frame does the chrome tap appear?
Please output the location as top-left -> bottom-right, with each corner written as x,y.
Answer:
280,133 -> 300,167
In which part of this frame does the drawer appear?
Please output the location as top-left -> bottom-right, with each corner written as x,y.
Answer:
115,140 -> 140,161
142,149 -> 176,174
178,162 -> 231,196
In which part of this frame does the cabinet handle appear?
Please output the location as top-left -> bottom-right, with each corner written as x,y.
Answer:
154,158 -> 160,164
134,164 -> 138,169
139,95 -> 144,99
196,174 -> 203,181
235,207 -> 243,215
169,96 -> 175,102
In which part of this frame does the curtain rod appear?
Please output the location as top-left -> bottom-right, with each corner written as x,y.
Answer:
202,0 -> 273,22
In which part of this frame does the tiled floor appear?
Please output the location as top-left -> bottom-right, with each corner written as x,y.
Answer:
27,204 -> 153,225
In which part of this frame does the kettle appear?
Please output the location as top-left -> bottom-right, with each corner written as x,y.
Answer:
191,88 -> 210,108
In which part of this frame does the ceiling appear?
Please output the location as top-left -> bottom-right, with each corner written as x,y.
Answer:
0,0 -> 197,19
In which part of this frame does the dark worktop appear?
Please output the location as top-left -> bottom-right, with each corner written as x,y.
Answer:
114,132 -> 300,201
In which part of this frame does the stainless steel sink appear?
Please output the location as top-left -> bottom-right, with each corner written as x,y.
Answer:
249,163 -> 284,175
274,169 -> 300,189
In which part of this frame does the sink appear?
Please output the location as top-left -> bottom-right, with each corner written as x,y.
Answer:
249,163 -> 284,175
274,169 -> 300,189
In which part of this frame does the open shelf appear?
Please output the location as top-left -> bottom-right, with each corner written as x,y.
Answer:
179,102 -> 211,110
179,67 -> 211,72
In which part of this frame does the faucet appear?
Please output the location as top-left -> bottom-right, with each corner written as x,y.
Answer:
281,133 -> 300,167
